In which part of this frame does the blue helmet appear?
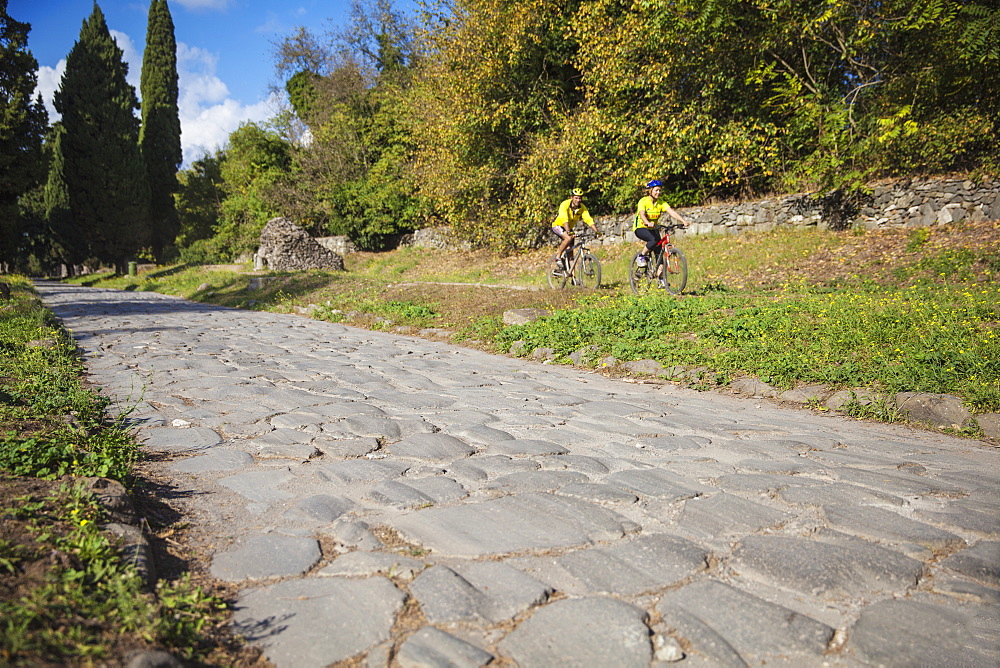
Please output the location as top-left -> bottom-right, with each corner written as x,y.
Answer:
646,180 -> 663,189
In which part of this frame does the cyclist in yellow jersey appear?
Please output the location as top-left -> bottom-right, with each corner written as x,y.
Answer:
633,180 -> 688,268
551,188 -> 599,275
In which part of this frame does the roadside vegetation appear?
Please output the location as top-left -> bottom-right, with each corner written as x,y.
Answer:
0,276 -> 257,666
65,220 -> 1000,424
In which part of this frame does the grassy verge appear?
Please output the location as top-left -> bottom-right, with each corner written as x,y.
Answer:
0,276 -> 255,665
65,220 -> 1000,421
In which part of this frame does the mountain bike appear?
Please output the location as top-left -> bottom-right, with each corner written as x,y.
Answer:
547,232 -> 602,289
629,224 -> 687,295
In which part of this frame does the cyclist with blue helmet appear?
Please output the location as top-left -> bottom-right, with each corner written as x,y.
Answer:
551,188 -> 599,275
633,180 -> 688,268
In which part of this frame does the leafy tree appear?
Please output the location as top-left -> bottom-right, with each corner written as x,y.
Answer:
0,0 -> 48,269
266,0 -> 421,250
410,0 -> 589,249
210,122 -> 290,260
54,3 -> 149,273
174,151 -> 223,249
139,0 -> 182,260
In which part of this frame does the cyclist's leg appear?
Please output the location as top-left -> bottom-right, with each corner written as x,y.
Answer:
635,228 -> 660,263
553,226 -> 575,265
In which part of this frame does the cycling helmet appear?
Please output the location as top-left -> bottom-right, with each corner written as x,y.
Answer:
571,188 -> 584,196
646,180 -> 663,189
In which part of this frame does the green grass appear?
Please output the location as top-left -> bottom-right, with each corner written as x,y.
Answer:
0,276 -> 239,664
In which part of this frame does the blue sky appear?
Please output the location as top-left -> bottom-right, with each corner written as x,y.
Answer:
10,0 -> 415,166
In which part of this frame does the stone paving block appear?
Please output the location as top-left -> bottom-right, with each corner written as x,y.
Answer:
300,401 -> 386,418
170,448 -> 254,473
400,476 -> 467,503
387,433 -> 475,462
446,424 -> 515,445
829,466 -> 963,497
141,426 -> 222,452
914,502 -> 1000,538
323,519 -> 383,550
484,470 -> 590,493
319,550 -> 426,580
607,468 -> 711,500
714,472 -> 811,494
313,436 -> 379,458
409,562 -> 553,624
848,598 -> 997,666
366,480 -> 436,508
446,455 -> 539,481
396,626 -> 494,668
576,400 -> 660,417
932,577 -> 1000,605
656,580 -> 834,665
636,435 -> 707,453
342,415 -> 403,439
555,533 -> 708,595
270,412 -> 327,431
940,541 -> 1000,586
252,428 -> 313,448
316,459 -> 410,484
489,439 -> 569,457
735,457 -> 829,475
232,576 -> 405,667
210,534 -> 321,581
220,469 -> 295,503
258,443 -> 320,460
535,454 -> 610,475
498,596 -> 652,667
555,482 -> 639,505
392,492 -> 638,557
731,534 -> 923,600
778,481 -> 906,507
283,494 -> 354,523
676,493 -> 790,542
823,504 -> 966,552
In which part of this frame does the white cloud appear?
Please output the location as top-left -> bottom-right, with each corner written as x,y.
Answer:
33,37 -> 282,168
35,61 -> 64,120
109,30 -> 141,93
177,42 -> 282,164
172,0 -> 232,10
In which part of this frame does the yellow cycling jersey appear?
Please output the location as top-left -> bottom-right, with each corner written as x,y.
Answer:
633,196 -> 671,231
552,198 -> 594,229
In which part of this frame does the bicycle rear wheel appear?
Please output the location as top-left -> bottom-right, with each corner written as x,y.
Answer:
547,257 -> 569,289
577,253 -> 601,289
628,254 -> 655,295
662,247 -> 688,295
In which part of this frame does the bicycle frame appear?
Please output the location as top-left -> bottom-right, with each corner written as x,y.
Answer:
549,232 -> 601,289
630,224 -> 687,295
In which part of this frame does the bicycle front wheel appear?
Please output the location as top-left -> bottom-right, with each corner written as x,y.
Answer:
628,254 -> 655,295
547,258 -> 569,289
577,253 -> 601,289
662,247 -> 688,295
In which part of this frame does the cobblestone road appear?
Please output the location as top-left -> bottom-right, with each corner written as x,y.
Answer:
35,281 -> 999,667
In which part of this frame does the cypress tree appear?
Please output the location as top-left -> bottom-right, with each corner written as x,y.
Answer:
0,0 -> 48,269
54,2 -> 149,273
139,0 -> 181,260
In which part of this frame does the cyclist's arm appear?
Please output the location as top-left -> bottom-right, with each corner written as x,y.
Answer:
663,204 -> 688,227
580,206 -> 598,234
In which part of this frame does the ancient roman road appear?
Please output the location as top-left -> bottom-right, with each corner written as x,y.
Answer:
35,281 -> 999,667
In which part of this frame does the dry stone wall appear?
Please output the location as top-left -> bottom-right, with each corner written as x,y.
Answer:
255,217 -> 345,271
401,177 -> 999,249
606,176 -> 1000,243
